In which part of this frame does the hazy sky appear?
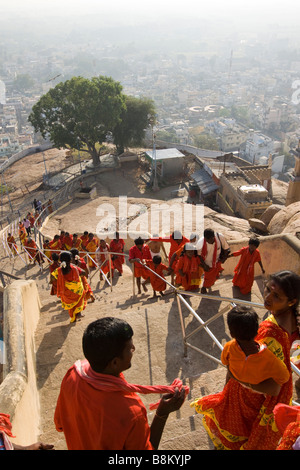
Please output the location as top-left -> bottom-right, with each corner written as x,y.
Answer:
2,0 -> 300,24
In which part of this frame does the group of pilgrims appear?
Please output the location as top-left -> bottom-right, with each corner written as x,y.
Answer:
7,220 -> 267,323
4,215 -> 300,451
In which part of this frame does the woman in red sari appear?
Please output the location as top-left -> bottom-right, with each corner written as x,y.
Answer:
191,270 -> 300,450
51,251 -> 87,323
230,238 -> 265,295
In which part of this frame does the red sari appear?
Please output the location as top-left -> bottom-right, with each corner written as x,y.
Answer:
232,247 -> 261,294
191,315 -> 297,450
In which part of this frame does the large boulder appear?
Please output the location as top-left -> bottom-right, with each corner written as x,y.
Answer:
260,204 -> 283,226
268,201 -> 300,235
248,218 -> 269,234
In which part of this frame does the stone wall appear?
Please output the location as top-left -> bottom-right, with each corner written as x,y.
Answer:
0,280 -> 41,446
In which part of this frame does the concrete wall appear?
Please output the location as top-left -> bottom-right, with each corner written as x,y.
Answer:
223,233 -> 300,278
0,280 -> 41,446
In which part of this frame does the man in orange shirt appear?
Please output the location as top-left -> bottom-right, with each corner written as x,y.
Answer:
128,237 -> 151,294
54,317 -> 186,450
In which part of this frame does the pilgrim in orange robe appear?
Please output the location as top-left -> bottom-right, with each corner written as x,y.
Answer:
232,246 -> 262,294
7,234 -> 17,255
175,252 -> 203,291
110,237 -> 125,275
146,258 -> 168,294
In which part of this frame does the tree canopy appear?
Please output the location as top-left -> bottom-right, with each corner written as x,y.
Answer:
113,96 -> 156,154
28,75 -> 155,166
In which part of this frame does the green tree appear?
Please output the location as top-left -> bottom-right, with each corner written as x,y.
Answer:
194,133 -> 219,150
28,76 -> 126,167
113,96 -> 156,154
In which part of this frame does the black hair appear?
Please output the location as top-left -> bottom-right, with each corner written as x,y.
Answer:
153,255 -> 161,264
134,237 -> 144,245
82,317 -> 134,373
249,237 -> 260,247
204,228 -> 214,238
70,248 -> 79,264
59,251 -> 72,275
268,270 -> 300,334
227,305 -> 259,341
52,252 -> 59,262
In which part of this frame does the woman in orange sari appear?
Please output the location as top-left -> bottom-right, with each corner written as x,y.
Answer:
191,270 -> 300,450
51,251 -> 87,323
230,238 -> 265,295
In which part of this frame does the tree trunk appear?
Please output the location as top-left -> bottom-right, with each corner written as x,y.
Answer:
91,148 -> 100,167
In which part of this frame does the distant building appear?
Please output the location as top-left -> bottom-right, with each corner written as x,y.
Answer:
144,148 -> 185,182
217,173 -> 272,220
190,152 -> 272,217
245,131 -> 275,164
0,81 -> 5,105
205,118 -> 249,152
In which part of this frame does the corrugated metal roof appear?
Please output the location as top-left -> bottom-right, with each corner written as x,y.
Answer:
191,168 -> 219,195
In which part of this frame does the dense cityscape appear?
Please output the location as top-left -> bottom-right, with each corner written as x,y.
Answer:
1,3 -> 300,182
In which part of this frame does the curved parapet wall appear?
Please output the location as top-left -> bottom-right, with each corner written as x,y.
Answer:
0,280 -> 41,446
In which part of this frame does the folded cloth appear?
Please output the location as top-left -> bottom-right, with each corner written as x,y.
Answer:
74,359 -> 189,410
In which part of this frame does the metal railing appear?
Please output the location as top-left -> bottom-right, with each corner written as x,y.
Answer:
139,261 -> 300,406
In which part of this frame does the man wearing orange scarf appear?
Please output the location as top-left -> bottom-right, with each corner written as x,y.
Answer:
196,229 -> 230,294
54,317 -> 187,450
